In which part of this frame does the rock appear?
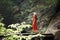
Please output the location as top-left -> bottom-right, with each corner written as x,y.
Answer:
45,12 -> 60,40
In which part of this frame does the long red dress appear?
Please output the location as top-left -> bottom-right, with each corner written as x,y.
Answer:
32,14 -> 38,33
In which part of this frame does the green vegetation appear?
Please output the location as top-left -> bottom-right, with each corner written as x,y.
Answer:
0,0 -> 58,40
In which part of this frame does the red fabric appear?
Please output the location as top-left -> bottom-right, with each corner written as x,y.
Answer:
32,15 -> 38,33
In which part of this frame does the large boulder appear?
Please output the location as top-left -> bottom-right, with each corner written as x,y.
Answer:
45,12 -> 60,40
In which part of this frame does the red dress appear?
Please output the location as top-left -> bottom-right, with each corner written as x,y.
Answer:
32,14 -> 38,33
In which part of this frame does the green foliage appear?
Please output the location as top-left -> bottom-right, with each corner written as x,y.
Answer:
3,35 -> 19,40
0,22 -> 6,35
43,0 -> 57,5
2,22 -> 32,40
3,22 -> 32,36
0,0 -> 58,24
0,0 -> 58,40
0,14 -> 5,35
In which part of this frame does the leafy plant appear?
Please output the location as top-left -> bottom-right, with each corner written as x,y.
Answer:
0,22 -> 6,35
